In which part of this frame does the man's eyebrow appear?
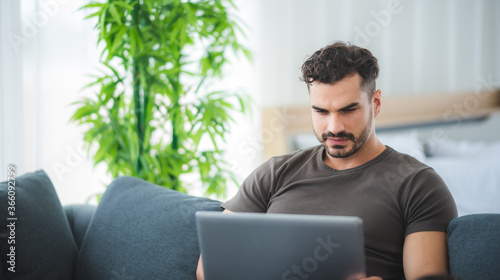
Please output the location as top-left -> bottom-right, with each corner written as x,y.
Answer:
339,102 -> 359,111
311,105 -> 325,111
311,103 -> 359,112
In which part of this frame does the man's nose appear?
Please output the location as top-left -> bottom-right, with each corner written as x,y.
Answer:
327,114 -> 345,135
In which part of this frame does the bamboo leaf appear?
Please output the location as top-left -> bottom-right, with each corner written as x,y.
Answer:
218,100 -> 234,110
108,3 -> 123,25
99,6 -> 108,40
241,47 -> 253,61
131,27 -> 143,51
80,2 -> 104,10
191,129 -> 205,148
103,62 -> 122,81
110,27 -> 127,55
143,0 -> 153,12
208,129 -> 219,152
127,125 -> 139,162
94,134 -> 115,164
129,28 -> 137,55
139,155 -> 150,173
113,1 -> 135,11
71,103 -> 95,122
84,10 -> 103,20
151,155 -> 162,171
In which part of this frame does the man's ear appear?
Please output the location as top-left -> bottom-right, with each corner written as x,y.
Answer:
373,89 -> 382,118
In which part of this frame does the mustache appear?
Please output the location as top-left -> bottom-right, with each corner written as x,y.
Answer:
321,131 -> 355,141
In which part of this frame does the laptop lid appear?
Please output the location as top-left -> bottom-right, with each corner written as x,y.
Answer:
196,211 -> 366,280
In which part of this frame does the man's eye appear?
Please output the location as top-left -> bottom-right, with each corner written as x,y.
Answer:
315,109 -> 328,114
342,108 -> 357,113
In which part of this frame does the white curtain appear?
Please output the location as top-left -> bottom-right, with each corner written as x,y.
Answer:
1,0 -> 108,204
0,0 -> 24,180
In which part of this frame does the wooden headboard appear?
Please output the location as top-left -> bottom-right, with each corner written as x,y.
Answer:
262,89 -> 500,160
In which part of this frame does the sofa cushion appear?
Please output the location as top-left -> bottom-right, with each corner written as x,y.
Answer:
64,204 -> 97,250
74,176 -> 222,280
0,170 -> 78,279
448,213 -> 500,280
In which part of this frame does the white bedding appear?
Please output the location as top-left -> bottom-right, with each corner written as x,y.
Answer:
422,141 -> 500,216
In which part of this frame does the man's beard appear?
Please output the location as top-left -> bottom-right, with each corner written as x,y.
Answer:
315,119 -> 372,159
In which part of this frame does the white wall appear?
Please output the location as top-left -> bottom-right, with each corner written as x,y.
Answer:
1,0 -> 499,204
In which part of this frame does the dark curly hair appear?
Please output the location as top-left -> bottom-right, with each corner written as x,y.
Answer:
300,41 -> 379,98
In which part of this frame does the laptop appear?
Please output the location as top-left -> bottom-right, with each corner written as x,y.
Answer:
196,211 -> 366,280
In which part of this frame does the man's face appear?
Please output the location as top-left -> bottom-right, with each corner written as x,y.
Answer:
309,74 -> 376,159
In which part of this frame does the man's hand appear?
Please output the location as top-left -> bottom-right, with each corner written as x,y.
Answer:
197,257 -> 383,280
196,209 -> 234,280
196,255 -> 204,280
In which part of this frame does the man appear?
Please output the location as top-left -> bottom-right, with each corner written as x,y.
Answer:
197,42 -> 457,280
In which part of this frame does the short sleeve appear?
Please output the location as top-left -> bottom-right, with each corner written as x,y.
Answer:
221,158 -> 278,213
403,168 -> 458,237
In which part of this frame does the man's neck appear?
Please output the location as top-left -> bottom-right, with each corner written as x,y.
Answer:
322,135 -> 386,171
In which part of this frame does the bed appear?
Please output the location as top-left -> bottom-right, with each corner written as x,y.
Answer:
262,90 -> 500,216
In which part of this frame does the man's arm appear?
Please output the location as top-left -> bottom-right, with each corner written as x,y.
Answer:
196,209 -> 234,280
403,231 -> 449,280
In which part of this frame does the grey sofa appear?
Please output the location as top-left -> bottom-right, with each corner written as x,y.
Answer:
0,170 -> 499,280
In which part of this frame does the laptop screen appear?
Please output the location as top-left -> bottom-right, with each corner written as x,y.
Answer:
196,211 -> 366,280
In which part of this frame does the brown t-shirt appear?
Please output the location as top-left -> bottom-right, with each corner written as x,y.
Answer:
221,145 -> 457,280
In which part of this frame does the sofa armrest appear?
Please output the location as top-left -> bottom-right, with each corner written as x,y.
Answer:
64,204 -> 97,250
447,213 -> 500,280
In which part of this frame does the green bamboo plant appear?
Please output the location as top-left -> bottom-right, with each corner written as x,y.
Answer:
71,0 -> 251,197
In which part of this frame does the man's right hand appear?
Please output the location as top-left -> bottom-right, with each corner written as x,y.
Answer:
196,209 -> 233,280
196,254 -> 204,280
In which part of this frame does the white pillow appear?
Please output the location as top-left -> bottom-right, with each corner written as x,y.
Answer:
424,139 -> 491,158
377,130 -> 426,161
424,152 -> 500,216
